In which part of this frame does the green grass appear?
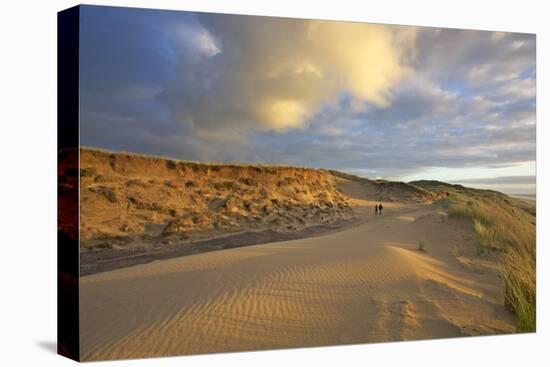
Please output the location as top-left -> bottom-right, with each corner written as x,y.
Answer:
450,199 -> 535,331
423,185 -> 536,332
417,241 -> 427,252
452,244 -> 460,257
501,246 -> 536,332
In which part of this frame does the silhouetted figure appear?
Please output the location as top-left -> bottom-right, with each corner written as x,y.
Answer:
374,204 -> 378,216
378,203 -> 383,215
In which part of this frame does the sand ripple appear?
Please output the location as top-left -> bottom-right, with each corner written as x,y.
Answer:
80,206 -> 515,360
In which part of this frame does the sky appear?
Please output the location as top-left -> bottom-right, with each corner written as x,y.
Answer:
79,5 -> 536,195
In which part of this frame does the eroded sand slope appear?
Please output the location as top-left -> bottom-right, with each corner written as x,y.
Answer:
79,148 -> 353,248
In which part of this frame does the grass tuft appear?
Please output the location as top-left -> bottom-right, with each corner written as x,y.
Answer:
417,241 -> 426,252
445,195 -> 535,332
452,245 -> 460,257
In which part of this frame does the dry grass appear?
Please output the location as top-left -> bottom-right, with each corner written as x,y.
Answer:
414,181 -> 536,332
417,241 -> 427,252
81,146 -> 312,170
78,147 -> 353,246
443,192 -> 535,331
452,244 -> 460,257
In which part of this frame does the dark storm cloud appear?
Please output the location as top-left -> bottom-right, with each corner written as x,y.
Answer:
79,6 -> 536,182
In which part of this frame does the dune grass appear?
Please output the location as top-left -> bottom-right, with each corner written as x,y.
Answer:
443,192 -> 536,332
417,241 -> 427,252
81,146 -> 315,171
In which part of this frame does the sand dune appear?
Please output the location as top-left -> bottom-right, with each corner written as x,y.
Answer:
77,150 -> 522,360
80,201 -> 515,360
78,148 -> 353,246
77,149 -> 440,275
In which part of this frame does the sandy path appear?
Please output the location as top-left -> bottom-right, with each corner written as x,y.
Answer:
80,203 -> 515,360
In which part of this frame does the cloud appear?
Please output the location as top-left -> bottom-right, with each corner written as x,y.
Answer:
160,15 -> 416,139
78,6 -> 535,187
414,28 -> 535,88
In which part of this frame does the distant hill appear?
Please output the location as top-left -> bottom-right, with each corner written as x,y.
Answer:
410,180 -> 536,219
329,171 -> 439,203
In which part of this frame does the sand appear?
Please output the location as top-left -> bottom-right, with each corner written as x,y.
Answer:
78,148 -> 354,249
80,192 -> 515,360
77,149 -> 442,276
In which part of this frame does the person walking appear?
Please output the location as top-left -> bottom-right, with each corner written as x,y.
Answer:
378,203 -> 383,215
374,204 -> 378,216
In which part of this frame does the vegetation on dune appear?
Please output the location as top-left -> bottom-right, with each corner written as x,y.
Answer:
76,149 -> 536,331
413,181 -> 536,332
329,170 -> 437,203
82,146 -> 312,171
78,148 -> 353,246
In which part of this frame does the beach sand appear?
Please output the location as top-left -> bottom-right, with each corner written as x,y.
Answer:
80,184 -> 515,360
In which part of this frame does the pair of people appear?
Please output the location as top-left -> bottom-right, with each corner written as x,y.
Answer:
374,203 -> 383,215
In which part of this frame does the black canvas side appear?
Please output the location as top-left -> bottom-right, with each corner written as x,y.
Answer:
57,5 -> 80,362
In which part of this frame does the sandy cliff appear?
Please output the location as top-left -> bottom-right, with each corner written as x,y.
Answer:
79,148 -> 356,249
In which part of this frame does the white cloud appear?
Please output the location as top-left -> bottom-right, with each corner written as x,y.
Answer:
160,16 -> 416,140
